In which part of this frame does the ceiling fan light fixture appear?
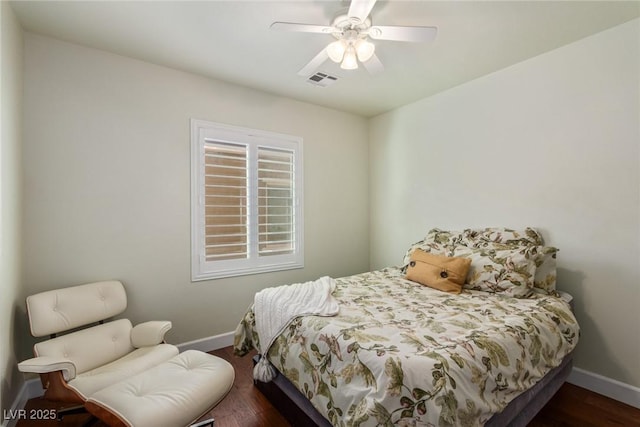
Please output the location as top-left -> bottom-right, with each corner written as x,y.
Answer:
340,46 -> 358,70
272,0 -> 438,76
355,39 -> 375,62
326,40 -> 346,63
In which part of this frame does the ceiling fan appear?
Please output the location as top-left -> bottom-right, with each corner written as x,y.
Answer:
270,0 -> 437,77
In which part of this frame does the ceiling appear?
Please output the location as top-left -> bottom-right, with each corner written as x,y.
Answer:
10,1 -> 640,117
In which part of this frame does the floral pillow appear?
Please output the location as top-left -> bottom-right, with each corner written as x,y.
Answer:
421,227 -> 543,252
461,228 -> 557,293
454,246 -> 537,298
460,227 -> 543,248
530,246 -> 558,293
401,228 -> 467,268
401,236 -> 449,270
425,228 -> 467,249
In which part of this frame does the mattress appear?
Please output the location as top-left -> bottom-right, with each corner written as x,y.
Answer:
234,267 -> 579,426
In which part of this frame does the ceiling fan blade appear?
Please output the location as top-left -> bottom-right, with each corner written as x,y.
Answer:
270,22 -> 335,34
297,48 -> 329,77
348,0 -> 377,24
363,53 -> 384,75
369,26 -> 438,43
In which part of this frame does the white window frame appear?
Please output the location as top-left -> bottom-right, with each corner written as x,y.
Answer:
191,119 -> 304,281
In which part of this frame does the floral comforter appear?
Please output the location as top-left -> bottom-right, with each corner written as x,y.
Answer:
234,268 -> 579,426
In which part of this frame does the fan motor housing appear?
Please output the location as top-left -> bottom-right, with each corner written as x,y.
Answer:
332,10 -> 372,34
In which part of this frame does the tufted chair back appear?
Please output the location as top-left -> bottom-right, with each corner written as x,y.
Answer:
26,281 -> 133,376
26,280 -> 127,337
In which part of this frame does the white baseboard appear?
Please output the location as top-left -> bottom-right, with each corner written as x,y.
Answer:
567,367 -> 640,409
176,330 -> 235,353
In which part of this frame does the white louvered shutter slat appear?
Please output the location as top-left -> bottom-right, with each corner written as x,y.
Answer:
257,147 -> 295,257
203,141 -> 248,261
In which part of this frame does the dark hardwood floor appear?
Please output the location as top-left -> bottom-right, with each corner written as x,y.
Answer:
15,346 -> 640,427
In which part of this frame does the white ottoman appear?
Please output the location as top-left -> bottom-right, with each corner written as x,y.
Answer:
85,350 -> 234,427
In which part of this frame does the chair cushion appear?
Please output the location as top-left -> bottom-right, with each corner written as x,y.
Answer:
68,344 -> 179,399
35,319 -> 136,375
27,281 -> 127,337
86,350 -> 235,427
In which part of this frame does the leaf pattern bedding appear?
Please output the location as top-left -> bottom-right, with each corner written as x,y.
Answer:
234,267 -> 579,427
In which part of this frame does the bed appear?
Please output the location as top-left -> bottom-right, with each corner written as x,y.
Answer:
234,228 -> 580,426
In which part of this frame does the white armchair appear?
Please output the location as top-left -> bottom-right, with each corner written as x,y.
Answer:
19,281 -> 234,427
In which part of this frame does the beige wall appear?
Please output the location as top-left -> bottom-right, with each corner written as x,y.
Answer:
1,1 -> 24,419
21,33 -> 369,354
369,19 -> 640,388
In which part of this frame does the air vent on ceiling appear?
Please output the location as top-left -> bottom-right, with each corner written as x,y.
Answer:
306,72 -> 338,87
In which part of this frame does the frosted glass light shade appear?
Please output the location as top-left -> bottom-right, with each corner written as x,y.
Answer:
340,46 -> 358,70
355,39 -> 375,62
326,41 -> 346,63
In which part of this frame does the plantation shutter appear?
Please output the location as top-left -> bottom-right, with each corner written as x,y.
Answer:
258,147 -> 295,257
192,119 -> 303,281
203,141 -> 248,261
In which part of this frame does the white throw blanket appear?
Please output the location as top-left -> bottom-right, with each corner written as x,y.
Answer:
253,276 -> 339,382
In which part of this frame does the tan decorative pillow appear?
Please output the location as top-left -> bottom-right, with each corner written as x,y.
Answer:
406,249 -> 471,294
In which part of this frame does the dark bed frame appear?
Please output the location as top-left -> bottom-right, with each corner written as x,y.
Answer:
253,351 -> 574,426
